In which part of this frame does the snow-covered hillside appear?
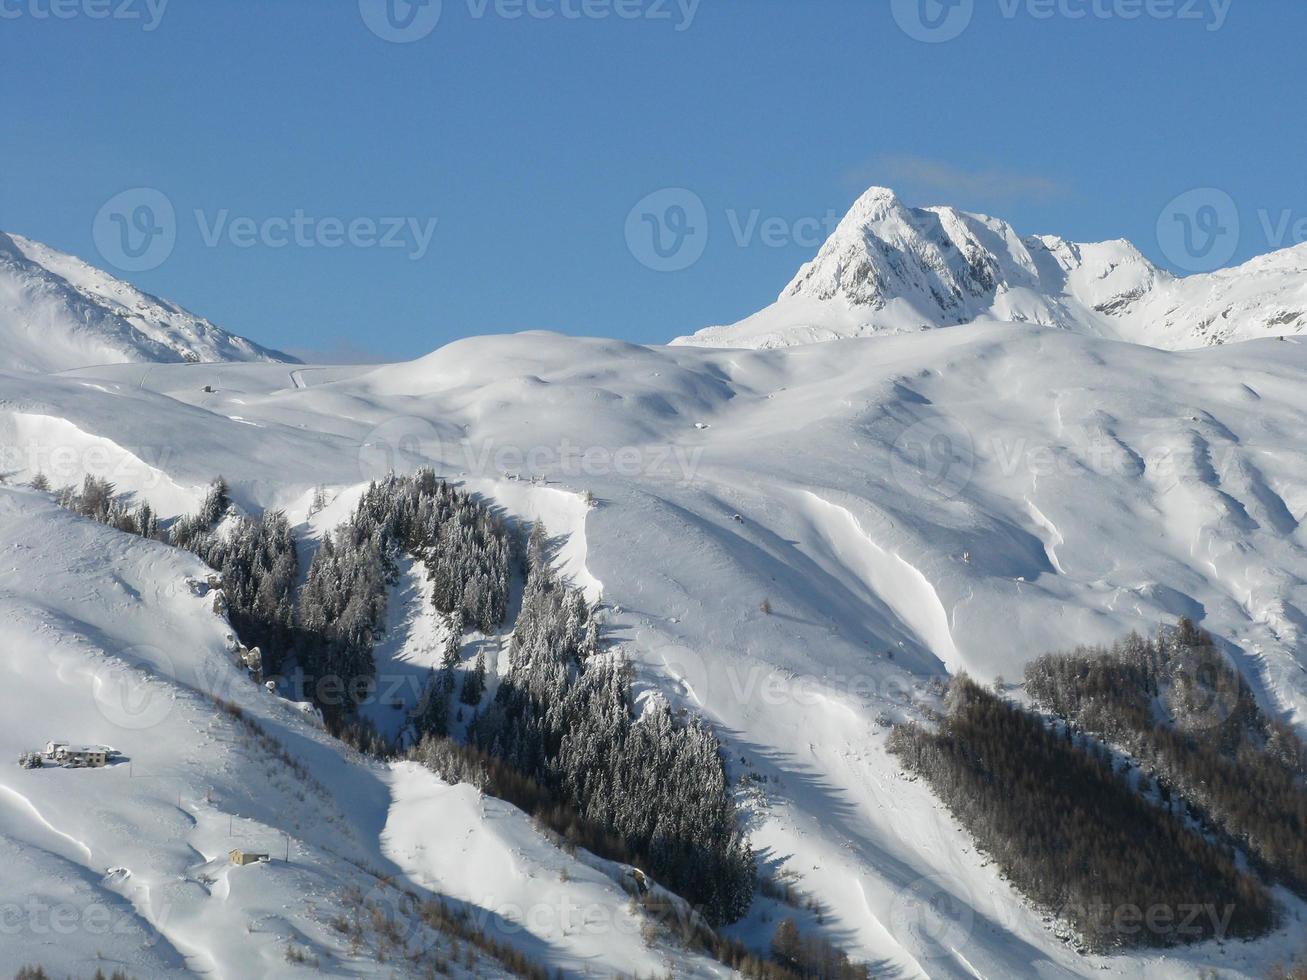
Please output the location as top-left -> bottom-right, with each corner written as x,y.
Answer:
675,186 -> 1307,350
7,324 -> 1307,976
0,232 -> 296,373
0,485 -> 733,978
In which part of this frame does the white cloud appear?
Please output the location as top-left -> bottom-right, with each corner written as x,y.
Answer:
849,155 -> 1069,209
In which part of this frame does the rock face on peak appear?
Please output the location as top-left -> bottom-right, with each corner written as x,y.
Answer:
674,186 -> 1307,350
0,231 -> 297,373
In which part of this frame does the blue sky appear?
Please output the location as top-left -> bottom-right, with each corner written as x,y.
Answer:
3,0 -> 1304,360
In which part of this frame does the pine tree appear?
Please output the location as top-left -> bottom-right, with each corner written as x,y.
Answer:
414,669 -> 450,738
198,477 -> 231,527
771,919 -> 801,967
461,650 -> 487,706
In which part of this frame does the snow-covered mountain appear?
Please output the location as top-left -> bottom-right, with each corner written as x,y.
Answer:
7,324 -> 1307,977
675,186 -> 1307,350
0,231 -> 296,373
8,193 -> 1307,979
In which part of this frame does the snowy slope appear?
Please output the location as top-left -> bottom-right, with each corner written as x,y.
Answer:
674,186 -> 1307,350
0,232 -> 296,373
9,325 -> 1307,975
0,486 -> 730,979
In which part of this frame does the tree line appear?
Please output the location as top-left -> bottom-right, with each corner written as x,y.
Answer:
172,479 -> 301,665
889,674 -> 1275,950
43,472 -> 510,717
1024,619 -> 1307,900
52,473 -> 159,539
410,524 -> 757,926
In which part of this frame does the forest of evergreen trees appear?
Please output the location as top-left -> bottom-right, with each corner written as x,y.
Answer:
1025,620 -> 1307,899
45,471 -> 761,929
889,675 -> 1276,950
769,918 -> 870,980
171,479 -> 301,669
43,471 -> 510,707
296,472 -> 511,710
409,523 -> 758,926
53,474 -> 160,539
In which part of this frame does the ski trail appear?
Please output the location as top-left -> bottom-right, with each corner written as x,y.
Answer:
953,947 -> 987,979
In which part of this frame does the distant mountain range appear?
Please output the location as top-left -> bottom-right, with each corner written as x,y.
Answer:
675,186 -> 1307,350
0,231 -> 295,373
8,188 -> 1307,374
6,195 -> 1307,978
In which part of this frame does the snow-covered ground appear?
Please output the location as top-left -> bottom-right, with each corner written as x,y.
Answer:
5,316 -> 1307,976
0,485 -> 734,978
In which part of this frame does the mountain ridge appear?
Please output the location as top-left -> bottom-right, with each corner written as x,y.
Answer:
0,230 -> 297,373
674,186 -> 1307,350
